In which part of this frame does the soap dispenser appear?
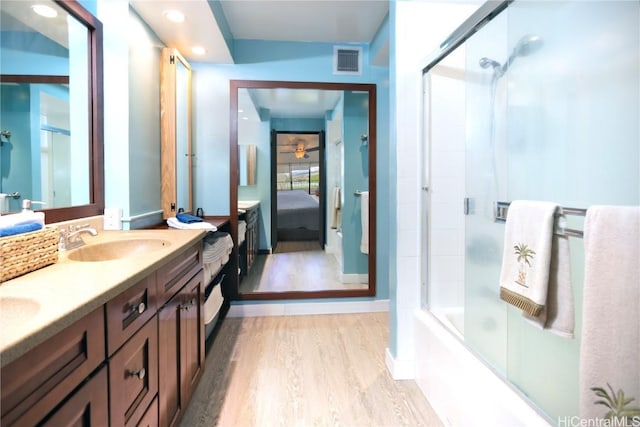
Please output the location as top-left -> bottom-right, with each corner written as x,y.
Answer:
20,200 -> 46,226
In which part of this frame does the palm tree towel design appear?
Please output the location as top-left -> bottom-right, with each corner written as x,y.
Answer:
498,201 -> 558,317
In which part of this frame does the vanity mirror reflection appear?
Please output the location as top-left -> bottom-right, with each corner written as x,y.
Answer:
160,48 -> 192,218
0,0 -> 104,223
230,80 -> 376,300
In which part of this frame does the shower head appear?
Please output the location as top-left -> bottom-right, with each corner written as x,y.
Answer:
513,34 -> 544,57
502,34 -> 544,74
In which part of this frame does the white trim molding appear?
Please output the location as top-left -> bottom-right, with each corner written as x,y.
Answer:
228,299 -> 389,317
385,347 -> 415,380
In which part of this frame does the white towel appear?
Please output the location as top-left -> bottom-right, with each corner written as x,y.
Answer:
523,234 -> 574,338
167,217 -> 217,231
499,201 -> 558,316
579,206 -> 640,421
360,191 -> 369,254
330,186 -> 341,229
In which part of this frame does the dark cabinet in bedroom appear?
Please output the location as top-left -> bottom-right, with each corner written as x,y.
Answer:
239,203 -> 259,280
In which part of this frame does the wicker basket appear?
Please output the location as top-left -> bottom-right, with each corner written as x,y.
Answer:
0,226 -> 59,283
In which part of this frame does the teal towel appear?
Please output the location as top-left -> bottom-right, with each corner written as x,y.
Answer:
0,222 -> 42,237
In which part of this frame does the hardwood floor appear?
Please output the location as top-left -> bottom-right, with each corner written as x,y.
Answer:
238,245 -> 368,293
180,313 -> 443,427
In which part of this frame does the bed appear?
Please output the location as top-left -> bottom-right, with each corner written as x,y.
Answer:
277,190 -> 320,241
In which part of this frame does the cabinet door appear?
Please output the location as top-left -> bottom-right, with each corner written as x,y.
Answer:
157,243 -> 202,305
106,273 -> 157,356
180,269 -> 205,403
158,270 -> 205,427
1,307 -> 105,426
41,366 -> 108,427
137,396 -> 158,427
109,317 -> 158,427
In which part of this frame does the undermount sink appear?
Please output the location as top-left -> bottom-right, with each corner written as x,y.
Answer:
67,239 -> 172,262
0,296 -> 41,321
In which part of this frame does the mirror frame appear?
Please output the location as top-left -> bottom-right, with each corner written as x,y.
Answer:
160,48 -> 192,219
0,0 -> 104,223
229,80 -> 377,300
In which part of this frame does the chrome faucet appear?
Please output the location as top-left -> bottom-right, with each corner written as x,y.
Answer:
65,225 -> 98,250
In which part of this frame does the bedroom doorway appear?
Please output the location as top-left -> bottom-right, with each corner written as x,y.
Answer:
270,131 -> 326,251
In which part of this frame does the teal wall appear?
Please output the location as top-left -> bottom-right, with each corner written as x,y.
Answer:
192,38 -> 389,300
271,118 -> 325,132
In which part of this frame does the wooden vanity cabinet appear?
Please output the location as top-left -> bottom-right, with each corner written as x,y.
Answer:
158,253 -> 205,427
41,366 -> 109,427
0,241 -> 204,427
0,307 -> 106,427
105,273 -> 158,356
239,204 -> 259,280
108,317 -> 159,427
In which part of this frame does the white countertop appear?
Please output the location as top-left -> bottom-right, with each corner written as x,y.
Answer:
0,228 -> 206,367
238,200 -> 260,210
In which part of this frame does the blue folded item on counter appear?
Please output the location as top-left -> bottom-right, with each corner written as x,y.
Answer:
176,213 -> 203,224
0,222 -> 42,237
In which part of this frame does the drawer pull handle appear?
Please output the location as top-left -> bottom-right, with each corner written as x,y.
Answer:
129,368 -> 146,380
131,302 -> 146,315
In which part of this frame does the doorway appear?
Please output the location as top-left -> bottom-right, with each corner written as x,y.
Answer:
271,130 -> 326,252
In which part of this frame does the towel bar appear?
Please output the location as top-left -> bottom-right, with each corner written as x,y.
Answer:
494,201 -> 585,238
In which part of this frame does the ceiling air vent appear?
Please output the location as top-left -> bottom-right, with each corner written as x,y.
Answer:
333,46 -> 362,75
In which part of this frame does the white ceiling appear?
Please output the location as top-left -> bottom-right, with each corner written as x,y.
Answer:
130,0 -> 389,64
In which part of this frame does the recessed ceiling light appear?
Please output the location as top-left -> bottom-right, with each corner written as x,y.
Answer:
163,9 -> 185,23
191,46 -> 206,56
238,109 -> 244,113
241,117 -> 249,120
32,4 -> 58,18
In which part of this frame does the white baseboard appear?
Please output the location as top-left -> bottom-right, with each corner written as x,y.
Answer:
228,299 -> 389,317
385,347 -> 415,380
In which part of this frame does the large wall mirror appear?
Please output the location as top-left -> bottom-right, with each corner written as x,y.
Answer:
230,80 -> 376,300
0,0 -> 103,222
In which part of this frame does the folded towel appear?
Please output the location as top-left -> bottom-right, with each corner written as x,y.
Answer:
499,201 -> 558,316
523,234 -> 574,338
360,191 -> 369,254
330,186 -> 341,229
0,222 -> 42,237
579,206 -> 640,420
167,217 -> 217,231
176,213 -> 203,224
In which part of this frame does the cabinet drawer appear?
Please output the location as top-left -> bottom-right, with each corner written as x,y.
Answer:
137,396 -> 159,427
1,307 -> 105,427
41,366 -> 109,427
109,316 -> 158,427
157,243 -> 202,305
106,273 -> 158,356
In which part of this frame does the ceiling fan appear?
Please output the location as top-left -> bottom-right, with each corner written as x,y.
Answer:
279,137 -> 319,159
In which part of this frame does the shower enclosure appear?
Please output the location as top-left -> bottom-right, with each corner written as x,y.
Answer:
423,0 -> 639,421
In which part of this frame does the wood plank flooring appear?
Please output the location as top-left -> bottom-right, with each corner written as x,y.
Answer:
180,312 -> 442,427
238,246 -> 368,294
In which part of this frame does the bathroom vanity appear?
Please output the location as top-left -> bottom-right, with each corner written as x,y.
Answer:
0,229 -> 205,427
